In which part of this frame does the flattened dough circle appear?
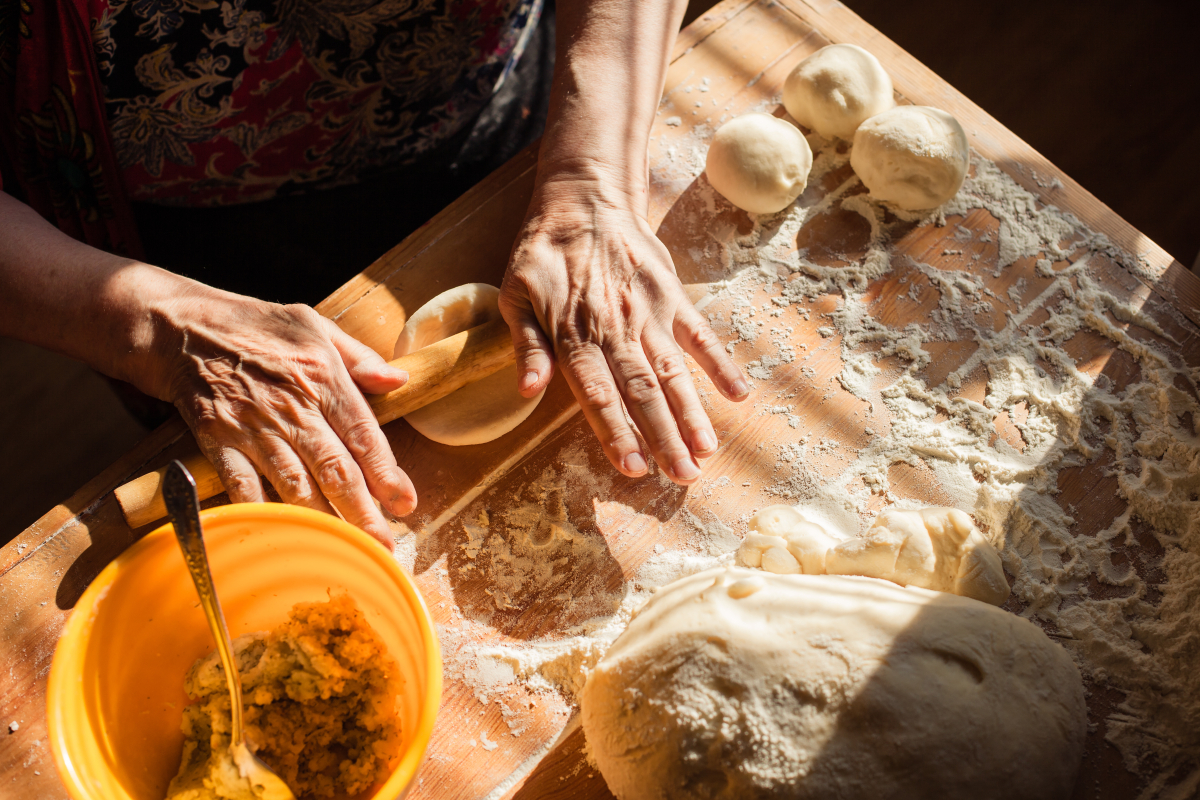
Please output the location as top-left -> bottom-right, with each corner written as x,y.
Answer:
393,283 -> 545,446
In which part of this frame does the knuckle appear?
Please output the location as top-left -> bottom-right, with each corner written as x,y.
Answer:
372,466 -> 404,493
220,468 -> 261,501
606,433 -> 642,457
281,302 -> 320,324
562,349 -> 619,410
190,414 -> 244,455
182,396 -> 222,426
312,453 -> 358,499
651,351 -> 690,384
513,334 -> 546,358
291,484 -> 323,507
577,375 -> 620,411
273,463 -> 316,503
338,417 -> 381,457
681,416 -> 711,441
621,371 -> 661,406
496,282 -> 523,313
361,453 -> 401,489
295,347 -> 336,376
684,322 -> 722,354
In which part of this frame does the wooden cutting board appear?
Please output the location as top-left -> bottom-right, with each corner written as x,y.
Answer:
3,1 -> 1199,799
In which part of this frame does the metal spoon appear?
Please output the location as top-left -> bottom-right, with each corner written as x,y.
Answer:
163,460 -> 295,800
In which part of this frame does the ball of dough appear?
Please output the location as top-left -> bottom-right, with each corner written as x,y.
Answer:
783,43 -> 895,140
705,113 -> 813,214
393,283 -> 545,446
581,567 -> 1086,800
850,105 -> 969,210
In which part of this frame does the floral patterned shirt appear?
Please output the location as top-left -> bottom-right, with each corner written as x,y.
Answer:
87,0 -> 540,206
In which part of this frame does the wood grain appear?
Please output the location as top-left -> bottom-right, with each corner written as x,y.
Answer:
114,452 -> 222,530
2,2 -> 1199,800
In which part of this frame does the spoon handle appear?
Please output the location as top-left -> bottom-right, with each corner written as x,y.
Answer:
163,460 -> 246,746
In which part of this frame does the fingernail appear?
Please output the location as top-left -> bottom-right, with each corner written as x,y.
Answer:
521,370 -> 539,392
731,378 -> 751,398
623,452 -> 648,475
388,367 -> 409,383
695,429 -> 718,454
672,456 -> 701,482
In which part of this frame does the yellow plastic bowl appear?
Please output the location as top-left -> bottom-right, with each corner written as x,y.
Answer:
47,503 -> 441,800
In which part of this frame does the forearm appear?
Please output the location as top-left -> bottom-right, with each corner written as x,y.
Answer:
0,190 -> 213,399
1,190 -> 417,532
542,0 -> 688,210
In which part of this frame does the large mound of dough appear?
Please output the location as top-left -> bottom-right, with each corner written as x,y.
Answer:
850,105 -> 969,210
394,283 -> 545,446
783,43 -> 894,140
581,567 -> 1086,800
705,113 -> 813,214
738,505 -> 1010,606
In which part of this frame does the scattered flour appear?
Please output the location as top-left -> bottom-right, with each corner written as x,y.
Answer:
441,529 -> 735,705
651,134 -> 1199,795
411,106 -> 1196,799
417,436 -> 741,759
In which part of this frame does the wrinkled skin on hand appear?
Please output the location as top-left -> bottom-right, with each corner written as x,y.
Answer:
500,185 -> 749,484
160,295 -> 415,547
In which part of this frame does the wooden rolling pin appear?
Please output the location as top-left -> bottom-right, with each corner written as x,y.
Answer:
115,316 -> 515,529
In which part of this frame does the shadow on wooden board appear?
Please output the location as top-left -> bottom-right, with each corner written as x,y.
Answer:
510,721 -> 614,800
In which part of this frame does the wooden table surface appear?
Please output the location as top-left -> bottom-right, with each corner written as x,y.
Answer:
4,1 -> 1199,798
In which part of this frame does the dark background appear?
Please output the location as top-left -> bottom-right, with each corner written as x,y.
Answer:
3,0 -> 1199,544
838,0 -> 1200,269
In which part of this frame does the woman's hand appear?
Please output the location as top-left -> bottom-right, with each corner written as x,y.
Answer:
153,290 -> 417,546
504,0 -> 749,485
0,191 -> 412,547
500,178 -> 749,484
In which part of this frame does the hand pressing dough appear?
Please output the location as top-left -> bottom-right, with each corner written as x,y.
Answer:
580,567 -> 1086,800
393,283 -> 544,446
850,105 -> 969,210
738,505 -> 1009,606
705,113 -> 813,214
783,43 -> 895,140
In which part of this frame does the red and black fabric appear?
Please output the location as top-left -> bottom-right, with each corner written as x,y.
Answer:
1,0 -> 539,255
0,0 -> 143,257
94,0 -> 540,207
